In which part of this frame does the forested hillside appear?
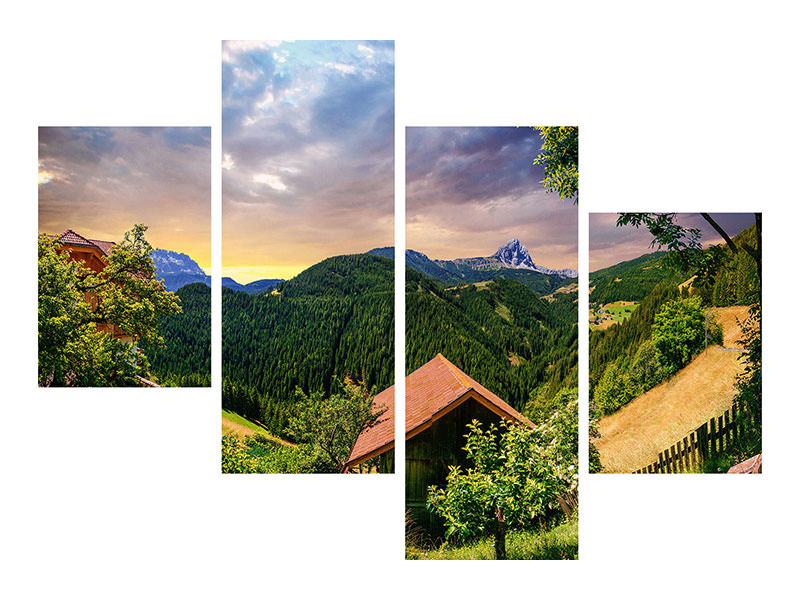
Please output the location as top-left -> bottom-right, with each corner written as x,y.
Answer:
222,253 -> 394,434
589,251 -> 684,304
141,282 -> 211,386
406,269 -> 577,415
371,246 -> 574,295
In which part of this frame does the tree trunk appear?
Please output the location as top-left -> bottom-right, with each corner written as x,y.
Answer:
494,507 -> 507,560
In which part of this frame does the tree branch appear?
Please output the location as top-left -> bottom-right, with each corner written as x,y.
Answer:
700,213 -> 738,253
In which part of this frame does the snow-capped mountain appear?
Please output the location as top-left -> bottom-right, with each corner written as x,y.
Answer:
491,239 -> 578,278
492,238 -> 536,270
151,249 -> 210,291
151,249 -> 206,276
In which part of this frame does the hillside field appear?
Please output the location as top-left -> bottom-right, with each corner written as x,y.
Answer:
589,301 -> 639,331
594,306 -> 754,472
222,409 -> 291,446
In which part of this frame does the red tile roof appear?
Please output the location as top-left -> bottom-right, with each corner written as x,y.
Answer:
346,384 -> 395,467
345,353 -> 530,467
51,229 -> 115,256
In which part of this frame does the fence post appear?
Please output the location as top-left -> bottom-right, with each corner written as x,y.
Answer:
724,410 -> 731,450
689,432 -> 697,470
709,418 -> 717,459
681,436 -> 690,472
657,451 -> 664,473
700,422 -> 709,462
717,415 -> 724,455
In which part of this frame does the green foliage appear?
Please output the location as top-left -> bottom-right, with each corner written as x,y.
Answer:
589,279 -> 680,394
285,379 -> 387,473
588,407 -> 602,474
407,276 -> 577,411
140,282 -> 210,386
536,390 -> 578,492
38,225 -> 181,386
426,417 -> 567,560
616,213 -> 703,268
532,126 -> 578,204
706,313 -> 723,346
616,213 -> 761,295
593,362 -> 637,416
221,434 -> 312,474
629,339 -> 665,393
652,297 -> 705,377
221,435 -> 258,473
223,253 -> 393,429
589,251 -> 684,304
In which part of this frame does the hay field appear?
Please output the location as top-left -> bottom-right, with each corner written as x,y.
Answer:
595,346 -> 746,473
708,305 -> 753,348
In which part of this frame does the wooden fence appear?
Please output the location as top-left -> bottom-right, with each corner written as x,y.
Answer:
633,403 -> 760,473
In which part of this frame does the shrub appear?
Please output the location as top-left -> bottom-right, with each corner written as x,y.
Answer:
594,362 -> 636,415
652,297 -> 705,376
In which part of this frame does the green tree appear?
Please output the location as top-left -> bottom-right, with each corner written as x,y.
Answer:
629,338 -> 664,394
651,297 -> 705,377
427,419 -> 564,560
594,362 -> 636,415
38,224 -> 181,386
532,126 -> 578,204
285,379 -> 387,473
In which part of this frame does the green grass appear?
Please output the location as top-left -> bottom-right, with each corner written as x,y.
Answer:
406,518 -> 578,560
221,409 -> 287,445
590,301 -> 639,330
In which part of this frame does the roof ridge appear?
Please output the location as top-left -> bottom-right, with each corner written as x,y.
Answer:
436,353 -> 474,392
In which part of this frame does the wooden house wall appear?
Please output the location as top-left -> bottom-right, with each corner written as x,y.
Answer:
405,397 -> 503,534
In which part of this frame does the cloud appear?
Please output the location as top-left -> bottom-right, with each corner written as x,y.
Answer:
222,40 -> 395,280
39,127 -> 210,267
252,173 -> 287,191
406,127 -> 577,269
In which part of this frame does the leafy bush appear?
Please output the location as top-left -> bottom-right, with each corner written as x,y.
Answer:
426,416 -> 569,560
652,297 -> 705,377
221,435 -> 256,474
706,313 -> 723,346
629,338 -> 665,394
593,362 -> 637,415
285,379 -> 386,473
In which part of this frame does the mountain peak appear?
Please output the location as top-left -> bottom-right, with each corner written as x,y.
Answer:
493,238 -> 535,270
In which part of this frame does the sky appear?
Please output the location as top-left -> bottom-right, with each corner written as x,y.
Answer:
406,127 -> 578,270
222,40 -> 395,282
38,127 -> 211,269
589,213 -> 757,272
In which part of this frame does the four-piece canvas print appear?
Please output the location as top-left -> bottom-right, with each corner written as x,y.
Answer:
35,40 -> 763,562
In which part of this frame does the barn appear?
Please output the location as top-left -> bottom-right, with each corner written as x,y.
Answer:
346,353 -> 530,531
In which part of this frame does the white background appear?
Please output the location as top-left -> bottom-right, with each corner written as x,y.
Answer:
3,1 -> 798,598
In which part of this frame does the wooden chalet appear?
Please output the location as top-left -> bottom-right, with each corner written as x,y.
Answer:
48,229 -> 131,343
346,353 -> 530,531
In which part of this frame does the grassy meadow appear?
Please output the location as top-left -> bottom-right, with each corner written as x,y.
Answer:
589,301 -> 639,331
406,518 -> 578,560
